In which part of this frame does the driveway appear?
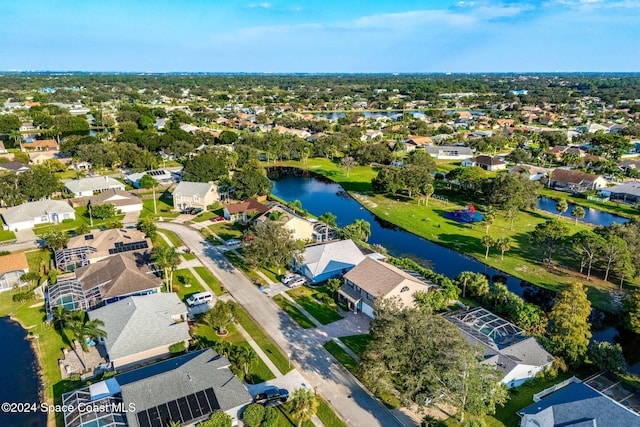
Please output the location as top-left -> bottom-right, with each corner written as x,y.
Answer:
309,312 -> 371,344
158,222 -> 406,427
245,369 -> 311,397
122,210 -> 140,225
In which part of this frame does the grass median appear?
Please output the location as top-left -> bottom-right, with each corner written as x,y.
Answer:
272,294 -> 316,329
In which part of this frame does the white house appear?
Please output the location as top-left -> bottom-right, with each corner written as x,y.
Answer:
296,239 -> 366,284
64,176 -> 125,198
87,189 -> 143,214
461,155 -> 507,171
125,169 -> 178,188
1,200 -> 76,231
423,145 -> 474,160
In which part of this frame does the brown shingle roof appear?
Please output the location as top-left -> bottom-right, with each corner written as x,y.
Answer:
550,169 -> 603,184
472,155 -> 506,166
225,198 -> 269,215
343,257 -> 426,298
75,252 -> 161,298
0,253 -> 29,275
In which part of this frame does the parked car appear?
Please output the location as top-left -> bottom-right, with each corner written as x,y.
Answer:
186,291 -> 213,307
225,238 -> 241,246
211,216 -> 226,223
253,386 -> 289,406
281,273 -> 298,284
288,277 -> 307,288
181,207 -> 203,215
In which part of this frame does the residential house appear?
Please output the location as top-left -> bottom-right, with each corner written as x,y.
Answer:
423,145 -> 474,160
547,145 -> 586,160
64,176 -> 125,198
86,189 -> 143,214
88,293 -> 190,369
0,161 -> 31,173
461,155 -> 507,171
404,136 -> 433,152
47,252 -> 162,311
55,228 -> 152,272
125,169 -> 179,188
618,159 -> 640,173
600,182 -> 640,203
339,257 -> 437,318
0,252 -> 29,292
581,123 -> 609,133
518,381 -> 640,427
360,129 -> 383,141
172,181 -> 218,212
296,239 -> 367,284
20,138 -> 58,152
548,169 -> 607,192
1,200 -> 76,231
445,307 -> 553,388
223,198 -> 269,223
509,164 -> 551,181
256,205 -> 315,241
29,151 -> 64,165
62,348 -> 252,427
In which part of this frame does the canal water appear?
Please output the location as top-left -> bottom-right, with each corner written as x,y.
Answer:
268,168 -> 640,373
537,197 -> 629,227
0,317 -> 46,427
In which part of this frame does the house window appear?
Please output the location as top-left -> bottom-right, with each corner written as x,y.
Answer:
366,293 -> 374,301
400,286 -> 410,293
193,196 -> 199,202
40,215 -> 48,222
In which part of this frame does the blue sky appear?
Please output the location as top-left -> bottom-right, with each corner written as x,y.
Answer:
0,0 -> 638,72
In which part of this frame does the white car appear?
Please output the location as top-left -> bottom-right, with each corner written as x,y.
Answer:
281,273 -> 299,284
288,277 -> 307,288
225,238 -> 241,246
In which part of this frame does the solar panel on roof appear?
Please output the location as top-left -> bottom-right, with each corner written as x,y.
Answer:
204,387 -> 220,411
147,406 -> 162,427
137,411 -> 151,427
157,404 -> 170,426
177,397 -> 192,422
196,390 -> 211,414
187,393 -> 202,419
84,234 -> 94,240
167,400 -> 181,421
108,240 -> 149,254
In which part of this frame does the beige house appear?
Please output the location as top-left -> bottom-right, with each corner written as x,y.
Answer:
256,205 -> 315,241
172,181 -> 218,211
339,257 -> 437,318
0,252 -> 29,292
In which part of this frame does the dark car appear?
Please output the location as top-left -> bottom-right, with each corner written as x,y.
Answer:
253,386 -> 289,405
181,207 -> 203,215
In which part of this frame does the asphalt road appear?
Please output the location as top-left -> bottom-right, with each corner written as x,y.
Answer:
159,222 -> 407,427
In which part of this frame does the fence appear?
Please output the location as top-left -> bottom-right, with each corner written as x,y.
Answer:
533,376 -> 582,402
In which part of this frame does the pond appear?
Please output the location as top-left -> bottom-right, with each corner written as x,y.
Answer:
537,197 -> 629,227
0,317 -> 45,427
268,167 -> 640,373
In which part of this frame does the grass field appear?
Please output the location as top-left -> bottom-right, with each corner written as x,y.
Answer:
271,158 -> 637,312
223,251 -> 267,286
209,221 -> 247,241
157,228 -> 183,247
272,295 -> 317,329
33,207 -> 124,235
0,229 -> 17,242
339,334 -> 371,357
140,196 -> 180,219
194,266 -> 226,296
172,268 -> 206,301
286,286 -> 343,325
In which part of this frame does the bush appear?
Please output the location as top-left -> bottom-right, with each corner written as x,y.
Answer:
12,290 -> 35,304
421,415 -> 447,427
169,341 -> 187,354
262,407 -> 279,427
197,411 -> 232,427
242,404 -> 265,427
62,218 -> 75,224
588,341 -> 625,374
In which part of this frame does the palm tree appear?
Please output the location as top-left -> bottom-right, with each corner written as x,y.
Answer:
234,346 -> 257,379
482,208 -> 496,235
570,206 -> 586,225
496,237 -> 511,260
422,183 -> 434,206
152,246 -> 181,291
52,305 -> 72,331
556,199 -> 568,217
290,388 -> 319,427
352,219 -> 371,242
268,210 -> 285,221
318,212 -> 337,242
481,235 -> 495,259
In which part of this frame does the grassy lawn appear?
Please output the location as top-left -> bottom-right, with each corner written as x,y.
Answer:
323,340 -> 401,409
273,294 -> 317,329
200,227 -> 223,245
235,308 -> 292,375
286,286 -> 343,325
140,196 -> 180,219
0,229 -> 17,242
26,249 -> 53,278
258,266 -> 281,283
223,251 -> 267,286
192,211 -> 217,223
182,251 -> 196,261
33,207 -> 123,235
316,397 -> 347,427
272,158 -> 638,312
171,269 -> 206,301
157,228 -> 183,247
209,221 -> 247,241
339,334 -> 371,357
194,266 -> 226,296
192,321 -> 275,384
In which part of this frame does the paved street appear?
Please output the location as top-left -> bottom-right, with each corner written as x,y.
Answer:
158,222 -> 407,427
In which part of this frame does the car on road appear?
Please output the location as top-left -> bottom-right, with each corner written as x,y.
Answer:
253,386 -> 289,406
288,277 -> 307,288
225,238 -> 241,246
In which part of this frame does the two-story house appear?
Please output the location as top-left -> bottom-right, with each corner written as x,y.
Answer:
339,257 -> 437,318
172,181 -> 218,212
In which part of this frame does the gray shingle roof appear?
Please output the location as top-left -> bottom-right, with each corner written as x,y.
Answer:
302,239 -> 366,278
1,199 -> 75,224
88,293 -> 190,361
117,349 -> 251,426
64,176 -> 124,194
607,182 -> 640,198
519,382 -> 640,426
172,181 -> 214,197
343,257 -> 428,297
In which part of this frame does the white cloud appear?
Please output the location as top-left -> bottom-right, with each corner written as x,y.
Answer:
248,2 -> 271,9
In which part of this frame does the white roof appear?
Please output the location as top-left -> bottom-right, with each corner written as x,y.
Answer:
302,239 -> 366,278
172,181 -> 213,198
2,200 -> 74,224
64,176 -> 124,194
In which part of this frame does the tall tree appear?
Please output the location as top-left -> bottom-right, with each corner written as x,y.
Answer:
482,208 -> 496,235
151,246 -> 181,291
599,234 -> 630,283
243,221 -> 304,274
572,230 -> 605,280
481,235 -> 495,259
205,300 -> 238,335
570,206 -> 586,225
495,237 -> 511,261
548,282 -> 592,365
530,219 -> 570,267
555,199 -> 568,217
182,153 -> 228,182
231,161 -> 272,200
289,388 -> 319,427
454,272 -> 489,298
622,290 -> 640,334
43,230 -> 69,251
318,212 -> 337,242
340,156 -> 356,178
139,173 -> 158,214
